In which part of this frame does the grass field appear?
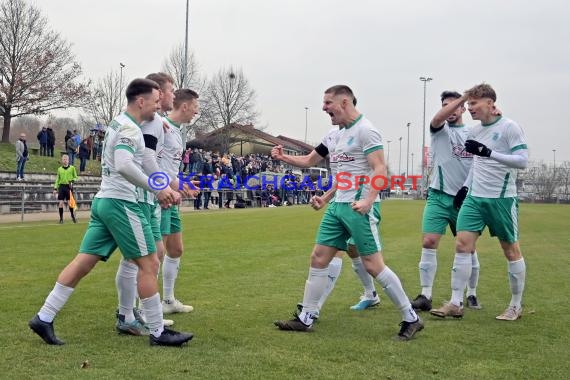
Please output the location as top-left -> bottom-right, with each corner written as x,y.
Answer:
0,201 -> 568,379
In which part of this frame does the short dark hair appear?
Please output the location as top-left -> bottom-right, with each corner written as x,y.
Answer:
465,83 -> 497,102
145,72 -> 174,90
173,89 -> 199,109
440,90 -> 462,103
324,85 -> 357,106
126,78 -> 160,103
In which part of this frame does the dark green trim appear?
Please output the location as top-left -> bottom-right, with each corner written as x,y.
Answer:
438,165 -> 444,191
511,144 -> 527,152
364,145 -> 383,155
482,116 -> 502,127
124,112 -> 141,128
500,172 -> 510,198
115,145 -> 135,154
165,116 -> 181,129
344,114 -> 363,129
448,123 -> 465,128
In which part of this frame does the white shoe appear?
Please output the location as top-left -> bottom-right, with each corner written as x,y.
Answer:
162,299 -> 194,314
496,305 -> 522,321
135,307 -> 175,326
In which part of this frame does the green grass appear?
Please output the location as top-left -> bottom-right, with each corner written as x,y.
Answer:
0,142 -> 101,176
0,202 -> 569,379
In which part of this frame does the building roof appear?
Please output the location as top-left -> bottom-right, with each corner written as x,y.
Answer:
276,135 -> 314,152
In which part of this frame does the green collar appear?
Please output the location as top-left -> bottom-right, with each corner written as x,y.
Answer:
482,116 -> 502,127
343,114 -> 363,129
165,116 -> 181,129
124,112 -> 141,128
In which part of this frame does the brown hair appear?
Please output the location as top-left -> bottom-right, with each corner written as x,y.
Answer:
324,85 -> 357,106
464,84 -> 497,102
145,72 -> 174,90
173,89 -> 199,109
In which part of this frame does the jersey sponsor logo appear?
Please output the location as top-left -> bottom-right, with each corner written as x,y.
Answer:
330,152 -> 355,163
452,144 -> 473,159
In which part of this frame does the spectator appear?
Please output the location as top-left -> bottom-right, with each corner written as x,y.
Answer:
47,127 -> 55,157
65,131 -> 78,165
15,133 -> 29,181
211,176 -> 219,208
78,138 -> 90,173
182,148 -> 191,173
72,129 -> 81,147
37,127 -> 48,156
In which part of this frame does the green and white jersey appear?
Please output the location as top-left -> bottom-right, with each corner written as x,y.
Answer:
157,116 -> 183,182
331,115 -> 383,203
97,112 -> 145,202
136,113 -> 165,205
469,117 -> 527,198
429,122 -> 473,195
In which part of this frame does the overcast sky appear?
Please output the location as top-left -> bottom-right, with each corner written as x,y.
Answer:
37,0 -> 570,169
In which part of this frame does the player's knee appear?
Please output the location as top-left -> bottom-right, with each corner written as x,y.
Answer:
137,255 -> 160,276
422,236 -> 439,249
310,251 -> 330,269
502,244 -> 521,261
455,238 -> 474,253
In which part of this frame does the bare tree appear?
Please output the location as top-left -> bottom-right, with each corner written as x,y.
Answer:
85,69 -> 123,127
206,67 -> 258,127
0,0 -> 90,142
194,67 -> 259,151
162,43 -> 204,90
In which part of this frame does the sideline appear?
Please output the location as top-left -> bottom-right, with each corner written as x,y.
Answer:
0,206 -> 199,225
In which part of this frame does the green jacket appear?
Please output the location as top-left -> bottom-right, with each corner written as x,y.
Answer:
54,166 -> 78,189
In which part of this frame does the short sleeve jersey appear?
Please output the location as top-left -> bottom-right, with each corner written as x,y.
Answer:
157,116 -> 183,182
331,115 -> 383,203
97,112 -> 145,202
136,113 -> 165,205
469,117 -> 528,198
429,122 -> 473,195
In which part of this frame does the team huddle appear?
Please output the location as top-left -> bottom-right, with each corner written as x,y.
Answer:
28,81 -> 528,346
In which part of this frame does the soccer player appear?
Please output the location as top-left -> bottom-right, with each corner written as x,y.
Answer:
410,91 -> 482,312
114,72 -> 181,334
430,83 -> 528,321
271,123 -> 380,319
28,78 -> 193,346
53,154 -> 78,224
274,85 -> 423,340
158,88 -> 200,314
